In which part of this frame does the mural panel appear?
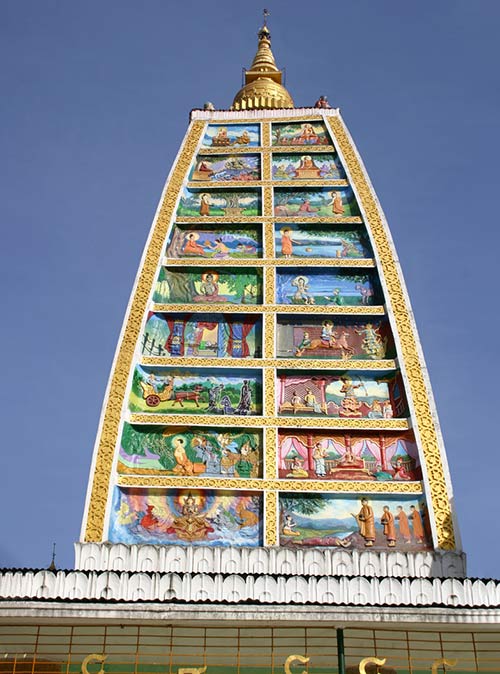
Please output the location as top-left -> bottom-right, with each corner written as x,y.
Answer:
118,424 -> 262,478
190,154 -> 260,182
130,365 -> 262,416
143,313 -> 262,359
110,488 -> 263,547
276,269 -> 379,306
276,315 -> 395,360
177,188 -> 261,217
154,267 -> 262,305
278,430 -> 421,481
167,224 -> 262,259
274,188 -> 359,217
279,493 -> 432,551
277,370 -> 407,419
201,124 -> 260,148
272,122 -> 332,146
274,224 -> 371,259
272,153 -> 344,180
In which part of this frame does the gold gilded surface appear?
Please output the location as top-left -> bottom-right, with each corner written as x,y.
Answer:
264,427 -> 278,478
262,122 -> 271,148
176,216 -> 363,224
164,257 -> 375,268
139,357 -> 396,370
327,116 -> 456,550
263,186 -> 273,217
116,475 -> 423,494
264,265 -> 275,305
264,313 -> 275,359
129,413 -> 410,430
189,180 -> 349,188
263,224 -> 275,260
264,368 -> 276,418
264,490 -> 278,545
152,303 -> 385,315
83,121 -> 206,541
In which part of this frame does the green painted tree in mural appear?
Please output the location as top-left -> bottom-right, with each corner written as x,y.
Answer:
280,494 -> 326,515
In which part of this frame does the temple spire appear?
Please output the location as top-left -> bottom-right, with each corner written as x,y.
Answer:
232,15 -> 294,110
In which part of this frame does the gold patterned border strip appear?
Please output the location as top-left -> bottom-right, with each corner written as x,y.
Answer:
264,490 -> 278,545
175,216 -> 364,224
83,121 -> 207,542
326,116 -> 455,550
197,146 -> 337,155
129,413 -> 410,430
188,180 -> 349,189
163,257 -> 376,268
116,475 -> 423,494
140,356 -> 397,370
151,303 -> 385,315
264,427 -> 277,479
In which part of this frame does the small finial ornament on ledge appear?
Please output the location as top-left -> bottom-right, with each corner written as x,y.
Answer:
48,542 -> 56,571
314,95 -> 331,109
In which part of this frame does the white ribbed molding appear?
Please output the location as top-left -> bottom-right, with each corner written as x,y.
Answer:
74,543 -> 466,578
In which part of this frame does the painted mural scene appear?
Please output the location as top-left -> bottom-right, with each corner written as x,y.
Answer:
277,371 -> 407,419
177,188 -> 261,217
274,188 -> 359,217
153,267 -> 262,305
275,224 -> 371,259
142,313 -> 262,359
118,424 -> 262,478
278,430 -> 421,481
272,122 -> 332,146
272,153 -> 345,180
167,224 -> 262,259
201,123 -> 260,148
130,365 -> 262,415
190,154 -> 260,182
110,488 -> 263,547
276,315 -> 394,360
276,270 -> 379,306
279,493 -> 432,551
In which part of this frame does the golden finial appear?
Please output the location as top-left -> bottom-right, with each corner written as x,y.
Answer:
232,13 -> 294,110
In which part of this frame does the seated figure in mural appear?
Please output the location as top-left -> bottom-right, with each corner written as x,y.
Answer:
304,387 -> 323,414
298,123 -> 319,144
331,190 -> 344,215
183,232 -> 206,256
204,237 -> 231,258
193,272 -> 227,302
286,456 -> 309,478
167,494 -> 214,541
172,436 -> 206,476
290,275 -> 311,303
392,456 -> 412,480
282,514 -> 301,537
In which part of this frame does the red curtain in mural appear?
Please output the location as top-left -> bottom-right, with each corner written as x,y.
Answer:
226,318 -> 254,357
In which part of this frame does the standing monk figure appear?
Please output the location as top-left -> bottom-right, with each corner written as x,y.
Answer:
395,505 -> 411,543
381,506 -> 396,547
355,497 -> 375,547
410,505 -> 425,543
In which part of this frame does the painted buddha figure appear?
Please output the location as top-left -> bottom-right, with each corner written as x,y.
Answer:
167,495 -> 214,541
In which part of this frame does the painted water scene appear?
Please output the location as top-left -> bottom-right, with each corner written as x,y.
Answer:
110,488 -> 263,547
272,122 -> 331,146
130,365 -> 262,416
142,313 -> 262,359
276,269 -> 378,306
272,153 -> 344,181
277,371 -> 407,419
275,224 -> 371,259
276,316 -> 395,360
177,188 -> 261,217
274,188 -> 359,217
190,154 -> 260,182
201,123 -> 260,148
167,224 -> 262,259
278,430 -> 421,482
154,267 -> 262,305
118,424 -> 262,478
279,493 -> 432,551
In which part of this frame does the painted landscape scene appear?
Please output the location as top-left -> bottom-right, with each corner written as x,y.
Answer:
276,315 -> 395,360
110,488 -> 263,547
274,188 -> 359,217
276,269 -> 378,306
190,154 -> 260,182
142,313 -> 262,359
129,365 -> 262,416
201,123 -> 260,148
278,430 -> 421,481
167,224 -> 262,259
177,188 -> 261,217
279,493 -> 432,551
275,224 -> 371,259
277,371 -> 406,419
154,267 -> 262,305
118,424 -> 262,478
272,153 -> 344,180
272,122 -> 332,146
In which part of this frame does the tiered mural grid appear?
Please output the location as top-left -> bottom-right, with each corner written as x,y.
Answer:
86,115 -> 452,551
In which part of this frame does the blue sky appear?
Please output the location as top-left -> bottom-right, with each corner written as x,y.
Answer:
1,0 -> 499,577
